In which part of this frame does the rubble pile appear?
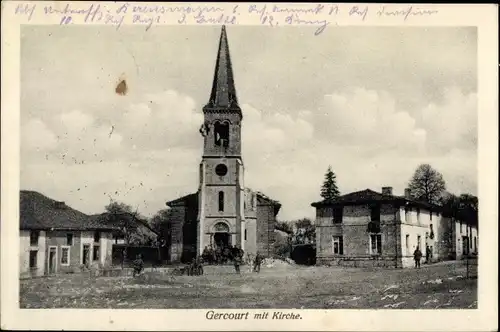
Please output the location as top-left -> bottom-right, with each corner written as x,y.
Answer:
262,257 -> 295,268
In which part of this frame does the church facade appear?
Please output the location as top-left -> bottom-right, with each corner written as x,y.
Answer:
165,26 -> 281,263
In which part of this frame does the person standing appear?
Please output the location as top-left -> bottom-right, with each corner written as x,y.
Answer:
132,254 -> 144,277
233,246 -> 242,274
413,246 -> 422,268
425,245 -> 431,264
253,252 -> 262,273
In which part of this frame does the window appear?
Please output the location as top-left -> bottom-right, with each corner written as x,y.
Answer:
417,235 -> 421,250
218,191 -> 224,212
333,207 -> 343,224
332,236 -> 344,254
430,211 -> 433,220
93,245 -> 100,261
30,231 -> 40,246
29,250 -> 37,269
370,205 -> 380,222
66,233 -> 73,246
214,121 -> 229,147
244,229 -> 247,241
405,207 -> 411,223
370,234 -> 382,255
93,231 -> 100,243
474,236 -> 477,252
61,246 -> 70,266
416,208 -> 421,224
405,234 -> 410,255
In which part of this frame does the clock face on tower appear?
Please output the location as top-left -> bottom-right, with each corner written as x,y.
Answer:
215,164 -> 228,176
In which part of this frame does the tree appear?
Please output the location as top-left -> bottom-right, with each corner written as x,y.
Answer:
320,166 -> 340,201
103,201 -> 155,266
408,164 -> 446,204
293,218 -> 315,245
275,221 -> 293,235
150,209 -> 174,246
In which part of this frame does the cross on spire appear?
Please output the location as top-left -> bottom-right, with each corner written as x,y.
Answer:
205,25 -> 240,113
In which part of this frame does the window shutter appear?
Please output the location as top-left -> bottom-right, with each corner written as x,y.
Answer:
339,236 -> 344,255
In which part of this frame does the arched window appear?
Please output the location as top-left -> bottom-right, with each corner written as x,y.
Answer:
214,121 -> 230,147
218,191 -> 224,212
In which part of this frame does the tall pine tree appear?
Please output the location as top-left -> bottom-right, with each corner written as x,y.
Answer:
321,166 -> 340,200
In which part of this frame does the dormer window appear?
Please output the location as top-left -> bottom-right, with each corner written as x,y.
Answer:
214,121 -> 229,147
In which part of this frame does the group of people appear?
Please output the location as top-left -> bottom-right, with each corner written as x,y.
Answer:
201,245 -> 244,265
413,245 -> 433,268
132,246 -> 266,277
200,245 -> 264,274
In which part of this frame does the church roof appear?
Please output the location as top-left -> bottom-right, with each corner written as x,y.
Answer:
311,188 -> 437,210
165,192 -> 198,207
204,25 -> 241,115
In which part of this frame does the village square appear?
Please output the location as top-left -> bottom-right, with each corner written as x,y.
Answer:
19,26 -> 478,309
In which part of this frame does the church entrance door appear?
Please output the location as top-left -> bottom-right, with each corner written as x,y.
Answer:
214,232 -> 230,249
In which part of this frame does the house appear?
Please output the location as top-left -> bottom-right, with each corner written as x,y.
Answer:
311,187 -> 478,268
449,212 -> 479,260
163,26 -> 281,263
20,190 -> 119,277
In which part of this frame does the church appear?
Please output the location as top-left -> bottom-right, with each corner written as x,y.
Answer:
165,26 -> 281,263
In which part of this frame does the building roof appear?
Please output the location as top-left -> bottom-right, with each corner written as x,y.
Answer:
166,192 -> 198,207
203,25 -> 241,116
311,189 -> 437,210
20,190 -> 119,231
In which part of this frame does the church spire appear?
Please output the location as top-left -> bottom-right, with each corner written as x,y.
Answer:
205,25 -> 240,113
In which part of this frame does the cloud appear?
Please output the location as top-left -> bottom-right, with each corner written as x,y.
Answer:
20,85 -> 477,221
420,87 -> 477,152
21,119 -> 58,151
313,87 -> 427,155
120,89 -> 203,150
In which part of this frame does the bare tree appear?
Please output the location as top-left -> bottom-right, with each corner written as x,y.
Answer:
408,164 -> 446,204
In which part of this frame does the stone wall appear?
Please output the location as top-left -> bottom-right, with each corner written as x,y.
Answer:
316,204 -> 400,267
168,204 -> 186,263
45,230 -> 82,273
256,203 -> 276,257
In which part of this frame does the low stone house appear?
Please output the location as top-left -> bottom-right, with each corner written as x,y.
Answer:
312,187 -> 454,268
450,215 -> 479,260
20,190 -> 118,277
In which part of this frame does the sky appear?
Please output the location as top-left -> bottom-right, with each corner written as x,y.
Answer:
20,25 -> 477,221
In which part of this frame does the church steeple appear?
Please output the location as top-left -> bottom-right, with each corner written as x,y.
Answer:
204,25 -> 241,114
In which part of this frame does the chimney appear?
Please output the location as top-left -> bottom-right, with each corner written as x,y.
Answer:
404,188 -> 412,199
381,187 -> 393,195
53,201 -> 66,209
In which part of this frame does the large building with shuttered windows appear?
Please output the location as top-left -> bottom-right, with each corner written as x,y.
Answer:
312,187 -> 478,268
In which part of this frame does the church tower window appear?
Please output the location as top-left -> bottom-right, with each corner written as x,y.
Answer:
218,191 -> 224,212
214,121 -> 230,147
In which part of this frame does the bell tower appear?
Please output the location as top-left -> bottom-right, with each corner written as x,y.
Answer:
197,26 -> 245,255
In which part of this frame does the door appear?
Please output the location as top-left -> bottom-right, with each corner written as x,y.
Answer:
83,244 -> 90,266
462,236 -> 469,255
214,232 -> 230,250
48,247 -> 57,274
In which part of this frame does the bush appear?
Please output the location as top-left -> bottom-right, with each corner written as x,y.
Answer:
273,241 -> 292,258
